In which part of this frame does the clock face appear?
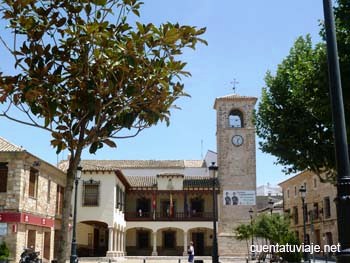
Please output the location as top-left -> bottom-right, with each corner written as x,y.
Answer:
232,135 -> 244,146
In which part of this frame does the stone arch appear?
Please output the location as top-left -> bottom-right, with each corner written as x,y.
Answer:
156,227 -> 185,256
125,227 -> 153,256
187,227 -> 213,256
77,220 -> 109,257
229,109 -> 244,128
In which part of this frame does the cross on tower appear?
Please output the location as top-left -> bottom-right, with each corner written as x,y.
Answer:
230,78 -> 239,94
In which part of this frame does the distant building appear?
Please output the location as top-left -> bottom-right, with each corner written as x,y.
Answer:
279,170 -> 337,257
256,183 -> 282,197
256,183 -> 283,215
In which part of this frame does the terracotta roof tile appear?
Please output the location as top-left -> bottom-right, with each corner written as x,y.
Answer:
126,176 -> 157,188
58,159 -> 205,172
183,176 -> 219,188
0,137 -> 24,152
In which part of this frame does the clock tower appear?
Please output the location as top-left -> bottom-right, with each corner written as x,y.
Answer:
214,94 -> 257,256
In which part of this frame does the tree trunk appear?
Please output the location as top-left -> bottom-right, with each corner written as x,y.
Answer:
57,151 -> 82,263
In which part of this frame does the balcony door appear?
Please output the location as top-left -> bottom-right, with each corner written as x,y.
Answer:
136,198 -> 151,218
190,198 -> 204,216
161,200 -> 176,217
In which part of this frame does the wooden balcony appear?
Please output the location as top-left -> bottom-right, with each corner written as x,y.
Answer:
125,211 -> 215,221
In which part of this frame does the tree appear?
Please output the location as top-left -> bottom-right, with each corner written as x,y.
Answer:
255,0 -> 350,182
234,223 -> 253,258
0,0 -> 206,262
236,214 -> 301,262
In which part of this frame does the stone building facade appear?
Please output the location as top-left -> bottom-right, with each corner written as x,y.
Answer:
279,170 -> 338,256
0,137 -> 66,263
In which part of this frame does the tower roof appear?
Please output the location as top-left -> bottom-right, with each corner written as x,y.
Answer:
213,93 -> 257,109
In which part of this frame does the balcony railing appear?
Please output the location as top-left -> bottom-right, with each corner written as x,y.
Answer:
125,211 -> 215,221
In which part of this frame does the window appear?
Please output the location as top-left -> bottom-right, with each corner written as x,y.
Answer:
29,168 -> 38,198
116,185 -> 120,209
287,189 -> 290,198
47,180 -> 51,203
313,177 -> 317,188
294,186 -> 297,197
0,163 -> 8,193
56,185 -> 64,215
229,109 -> 244,128
293,206 -> 298,225
305,204 -> 308,222
83,180 -> 100,206
324,197 -> 331,218
313,203 -> 319,220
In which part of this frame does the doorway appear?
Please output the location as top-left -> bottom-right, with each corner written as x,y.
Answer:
43,231 -> 51,260
192,232 -> 204,256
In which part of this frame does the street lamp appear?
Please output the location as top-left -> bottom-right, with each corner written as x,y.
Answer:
209,162 -> 219,263
70,165 -> 82,263
322,1 -> 350,262
268,198 -> 274,215
249,207 -> 255,260
299,185 -> 308,263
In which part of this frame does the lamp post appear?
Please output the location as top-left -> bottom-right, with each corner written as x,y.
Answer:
299,185 -> 308,263
322,1 -> 350,263
249,207 -> 255,260
70,165 -> 82,263
268,198 -> 274,216
209,162 -> 219,263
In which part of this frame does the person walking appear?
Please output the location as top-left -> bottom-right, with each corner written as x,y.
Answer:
188,241 -> 195,263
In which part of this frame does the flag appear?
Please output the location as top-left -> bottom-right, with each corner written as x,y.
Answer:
152,193 -> 156,209
184,192 -> 188,216
170,192 -> 173,217
152,193 -> 156,220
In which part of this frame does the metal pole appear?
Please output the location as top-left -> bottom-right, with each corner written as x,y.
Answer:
212,175 -> 219,263
250,214 -> 254,260
70,177 -> 79,263
302,197 -> 308,262
322,1 -> 350,263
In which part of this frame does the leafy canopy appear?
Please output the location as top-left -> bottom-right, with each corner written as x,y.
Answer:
255,0 -> 350,182
0,0 -> 207,156
0,1 -> 206,262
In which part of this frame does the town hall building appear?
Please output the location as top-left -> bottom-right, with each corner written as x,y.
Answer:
0,93 -> 257,261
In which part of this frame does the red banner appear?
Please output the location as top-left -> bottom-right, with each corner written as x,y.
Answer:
0,212 -> 54,227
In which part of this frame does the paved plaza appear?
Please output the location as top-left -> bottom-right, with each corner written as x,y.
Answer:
78,256 -> 336,263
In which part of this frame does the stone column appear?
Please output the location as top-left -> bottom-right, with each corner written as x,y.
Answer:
106,227 -> 115,258
123,231 -> 127,256
183,230 -> 188,256
118,229 -> 122,255
120,229 -> 124,256
114,228 -> 118,252
151,231 -> 158,256
108,227 -> 114,252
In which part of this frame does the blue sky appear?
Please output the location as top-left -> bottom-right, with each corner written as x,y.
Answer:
0,0 -> 325,186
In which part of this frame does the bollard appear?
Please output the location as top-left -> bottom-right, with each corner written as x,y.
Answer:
178,258 -> 181,263
143,258 -> 146,263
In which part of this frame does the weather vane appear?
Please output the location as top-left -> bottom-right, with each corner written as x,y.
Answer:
230,78 -> 239,94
